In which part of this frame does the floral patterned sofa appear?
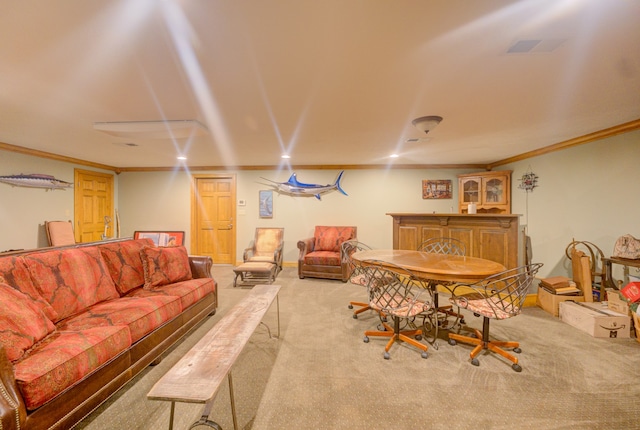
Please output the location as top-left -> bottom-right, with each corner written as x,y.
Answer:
0,238 -> 217,430
297,226 -> 357,281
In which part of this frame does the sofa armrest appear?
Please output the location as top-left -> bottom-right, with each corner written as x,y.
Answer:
297,238 -> 315,260
189,255 -> 213,279
0,347 -> 26,430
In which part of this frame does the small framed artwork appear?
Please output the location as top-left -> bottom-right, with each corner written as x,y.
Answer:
133,231 -> 185,246
422,180 -> 452,199
259,190 -> 273,218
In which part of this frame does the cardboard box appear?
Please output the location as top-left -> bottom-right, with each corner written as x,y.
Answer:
559,301 -> 631,338
606,289 -> 631,316
537,287 -> 584,317
621,282 -> 640,302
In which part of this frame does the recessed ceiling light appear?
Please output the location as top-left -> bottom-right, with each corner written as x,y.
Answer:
177,156 -> 187,160
281,154 -> 291,159
390,154 -> 399,158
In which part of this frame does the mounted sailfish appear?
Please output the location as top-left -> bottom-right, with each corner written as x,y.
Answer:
260,171 -> 348,200
0,174 -> 73,190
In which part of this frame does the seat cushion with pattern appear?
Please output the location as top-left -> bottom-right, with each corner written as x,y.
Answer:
56,295 -> 182,343
13,326 -> 131,411
303,251 -> 341,266
451,294 -> 517,320
127,277 -> 216,311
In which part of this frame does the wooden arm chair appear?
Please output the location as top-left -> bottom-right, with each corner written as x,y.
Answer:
243,228 -> 284,274
362,260 -> 433,359
341,240 -> 373,319
447,262 -> 543,372
565,239 -> 605,300
44,220 -> 76,246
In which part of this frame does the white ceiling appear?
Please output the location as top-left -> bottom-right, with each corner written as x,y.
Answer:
1,0 -> 639,170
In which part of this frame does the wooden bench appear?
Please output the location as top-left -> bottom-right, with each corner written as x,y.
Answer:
147,284 -> 281,430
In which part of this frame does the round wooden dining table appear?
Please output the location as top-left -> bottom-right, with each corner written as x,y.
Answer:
351,249 -> 506,284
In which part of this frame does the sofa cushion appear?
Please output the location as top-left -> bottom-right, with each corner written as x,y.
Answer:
0,282 -> 56,362
314,226 -> 356,252
304,251 -> 342,266
24,247 -> 119,322
14,326 -> 131,410
128,277 -> 216,310
141,246 -> 192,290
0,256 -> 58,321
57,295 -> 182,343
99,238 -> 154,295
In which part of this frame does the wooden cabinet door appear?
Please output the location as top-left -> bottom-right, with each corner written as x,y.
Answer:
460,177 -> 480,206
482,175 -> 508,206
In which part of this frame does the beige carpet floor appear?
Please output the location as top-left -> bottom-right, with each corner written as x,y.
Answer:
75,266 -> 640,430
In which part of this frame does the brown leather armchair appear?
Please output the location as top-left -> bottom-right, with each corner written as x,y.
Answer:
297,226 -> 357,281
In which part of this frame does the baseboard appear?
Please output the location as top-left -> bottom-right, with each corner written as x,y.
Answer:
523,293 -> 538,307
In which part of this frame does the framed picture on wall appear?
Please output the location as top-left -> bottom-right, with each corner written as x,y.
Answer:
133,231 -> 185,246
422,180 -> 452,199
259,190 -> 273,218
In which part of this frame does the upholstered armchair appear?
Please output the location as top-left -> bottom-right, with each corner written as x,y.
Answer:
297,226 -> 357,281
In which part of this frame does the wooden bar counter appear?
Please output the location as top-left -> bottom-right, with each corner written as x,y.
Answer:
387,213 -> 521,269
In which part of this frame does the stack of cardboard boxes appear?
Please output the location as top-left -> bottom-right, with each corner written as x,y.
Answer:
536,276 -> 584,317
609,281 -> 640,342
537,247 -> 634,339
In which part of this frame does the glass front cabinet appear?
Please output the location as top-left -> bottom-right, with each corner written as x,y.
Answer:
458,171 -> 511,214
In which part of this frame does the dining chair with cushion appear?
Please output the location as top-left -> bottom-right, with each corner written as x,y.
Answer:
362,260 -> 433,359
417,237 -> 466,255
243,227 -> 285,275
417,237 -> 467,345
341,240 -> 374,319
447,262 -> 543,372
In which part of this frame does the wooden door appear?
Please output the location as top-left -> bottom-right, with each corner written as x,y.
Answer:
74,169 -> 114,243
191,175 -> 236,264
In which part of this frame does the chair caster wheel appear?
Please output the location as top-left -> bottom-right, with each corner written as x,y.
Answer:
421,351 -> 428,359
448,339 -> 457,346
460,319 -> 466,325
363,336 -> 369,343
512,363 -> 522,372
513,347 -> 521,354
415,335 -> 422,341
383,352 -> 390,360
348,304 -> 353,309
352,314 -> 358,319
471,358 -> 480,367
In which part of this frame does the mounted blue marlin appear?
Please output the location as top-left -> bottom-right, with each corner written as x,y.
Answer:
0,173 -> 73,190
260,171 -> 348,200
